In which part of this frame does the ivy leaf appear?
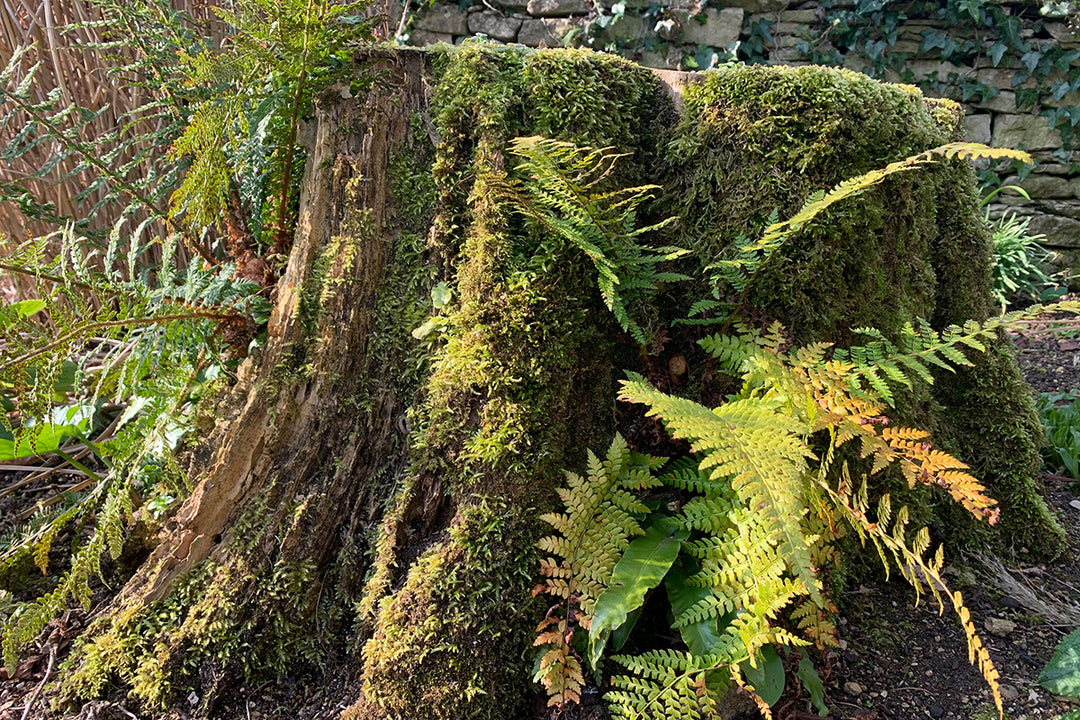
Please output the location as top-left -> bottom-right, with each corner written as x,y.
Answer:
588,514 -> 688,670
1021,50 -> 1041,73
988,42 -> 1008,67
1039,628 -> 1080,698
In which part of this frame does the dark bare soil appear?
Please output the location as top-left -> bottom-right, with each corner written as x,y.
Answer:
814,323 -> 1080,720
1,325 -> 1079,720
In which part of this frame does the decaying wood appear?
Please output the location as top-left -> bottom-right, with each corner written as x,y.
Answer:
116,49 -> 433,607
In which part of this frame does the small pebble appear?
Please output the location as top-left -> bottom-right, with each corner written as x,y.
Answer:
985,616 -> 1017,637
999,683 -> 1019,701
925,669 -> 933,677
1069,499 -> 1080,511
929,703 -> 945,718
844,681 -> 863,696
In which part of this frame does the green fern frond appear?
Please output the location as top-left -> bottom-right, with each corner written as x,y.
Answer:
619,373 -> 822,606
707,142 -> 1034,321
504,136 -> 688,345
606,650 -> 730,720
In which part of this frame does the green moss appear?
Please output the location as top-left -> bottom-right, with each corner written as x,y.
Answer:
360,498 -> 539,720
933,339 -> 1066,559
661,64 -> 949,342
359,43 -> 663,719
658,62 -> 1061,560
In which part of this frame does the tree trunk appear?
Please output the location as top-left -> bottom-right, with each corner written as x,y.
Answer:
57,45 -> 1064,720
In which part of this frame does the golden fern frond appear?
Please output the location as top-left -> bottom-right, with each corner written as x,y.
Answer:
534,434 -> 666,708
819,477 -> 1003,714
620,373 -> 822,605
533,616 -> 585,706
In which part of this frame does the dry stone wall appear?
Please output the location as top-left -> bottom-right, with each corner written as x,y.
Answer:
407,0 -> 1080,269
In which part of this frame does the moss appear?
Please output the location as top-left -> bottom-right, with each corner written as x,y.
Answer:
661,64 -> 949,342
359,43 -> 665,720
658,62 -> 1061,559
933,339 -> 1066,559
360,498 -> 539,720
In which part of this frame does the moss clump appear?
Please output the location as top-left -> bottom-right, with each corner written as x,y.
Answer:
933,340 -> 1066,558
662,64 -> 949,342
60,508 -> 332,712
359,43 -> 666,720
359,499 -> 538,720
658,62 -> 1063,559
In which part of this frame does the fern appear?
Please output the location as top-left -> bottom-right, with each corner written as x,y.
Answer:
534,434 -> 664,706
608,307 -> 1073,719
168,0 -> 376,251
0,227 -> 256,669
703,142 -> 1034,323
0,2 -> 214,262
503,136 -> 689,344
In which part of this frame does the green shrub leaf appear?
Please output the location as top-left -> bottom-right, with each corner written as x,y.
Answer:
589,515 -> 688,669
741,645 -> 785,706
1039,628 -> 1080,698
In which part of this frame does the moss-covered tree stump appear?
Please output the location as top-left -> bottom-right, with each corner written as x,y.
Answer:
57,45 -> 1063,720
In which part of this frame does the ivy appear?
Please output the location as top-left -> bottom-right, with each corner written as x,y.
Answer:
815,0 -> 1080,156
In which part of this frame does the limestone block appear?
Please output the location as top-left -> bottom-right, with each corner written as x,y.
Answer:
410,28 -> 455,46
773,22 -> 813,36
1027,213 -> 1080,248
526,0 -> 588,16
1037,199 -> 1080,219
973,90 -> 1016,113
680,8 -> 744,48
882,40 -> 920,54
603,14 -> 651,42
1044,91 -> 1080,109
1001,173 -> 1077,199
518,17 -> 575,46
907,59 -> 964,79
416,4 -> 469,35
771,47 -> 807,63
1029,163 -> 1074,176
592,0 -> 651,8
640,47 -> 681,70
992,114 -> 1062,150
775,9 -> 819,23
976,68 -> 1037,90
467,10 -> 522,41
723,0 -> 788,12
497,0 -> 530,10
963,113 -> 992,144
1045,22 -> 1080,43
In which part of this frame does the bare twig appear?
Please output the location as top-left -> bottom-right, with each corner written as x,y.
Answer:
18,641 -> 55,720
